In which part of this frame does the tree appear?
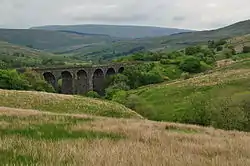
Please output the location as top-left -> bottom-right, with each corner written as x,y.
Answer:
243,46 -> 250,53
185,46 -> 202,55
0,69 -> 30,90
180,56 -> 202,73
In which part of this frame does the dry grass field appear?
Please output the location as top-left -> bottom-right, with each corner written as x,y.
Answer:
0,107 -> 250,166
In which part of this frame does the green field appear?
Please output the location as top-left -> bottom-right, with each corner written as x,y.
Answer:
127,58 -> 250,131
0,89 -> 141,119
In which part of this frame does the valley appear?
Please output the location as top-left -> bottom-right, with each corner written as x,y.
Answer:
1,19 -> 250,165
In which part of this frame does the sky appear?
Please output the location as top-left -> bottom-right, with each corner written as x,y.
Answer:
0,0 -> 250,30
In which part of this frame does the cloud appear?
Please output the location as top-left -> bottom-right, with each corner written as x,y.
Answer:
0,0 -> 250,30
172,16 -> 186,22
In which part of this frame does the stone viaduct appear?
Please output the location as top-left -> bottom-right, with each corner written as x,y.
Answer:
19,63 -> 138,95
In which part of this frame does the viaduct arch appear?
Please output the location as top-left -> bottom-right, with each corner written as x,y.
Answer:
25,63 -> 131,95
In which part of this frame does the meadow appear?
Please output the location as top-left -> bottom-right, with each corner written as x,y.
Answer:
0,89 -> 141,119
0,107 -> 250,165
128,59 -> 250,131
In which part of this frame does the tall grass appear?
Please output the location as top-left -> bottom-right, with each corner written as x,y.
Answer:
0,108 -> 250,165
0,89 -> 142,119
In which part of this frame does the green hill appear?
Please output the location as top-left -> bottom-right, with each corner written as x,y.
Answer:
0,41 -> 89,68
31,24 -> 194,38
0,89 -> 141,119
1,20 -> 250,63
0,29 -> 113,53
152,19 -> 250,51
127,58 -> 250,131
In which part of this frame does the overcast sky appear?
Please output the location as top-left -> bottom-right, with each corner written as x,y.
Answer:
0,0 -> 250,30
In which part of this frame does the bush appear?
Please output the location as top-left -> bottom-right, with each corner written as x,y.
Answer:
160,59 -> 171,65
123,63 -> 164,89
185,46 -> 202,55
86,91 -> 101,98
181,93 -> 212,126
216,46 -> 223,51
0,69 -> 31,90
181,72 -> 191,80
0,69 -> 56,93
105,82 -> 130,100
200,61 -> 212,72
243,46 -> 250,53
125,94 -> 157,119
22,69 -> 55,93
180,94 -> 250,132
160,59 -> 181,65
211,98 -> 248,131
111,90 -> 128,105
0,60 -> 9,69
179,56 -> 201,73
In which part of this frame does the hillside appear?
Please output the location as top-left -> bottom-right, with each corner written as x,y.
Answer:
0,41 -> 89,68
0,101 -> 250,165
0,89 -> 141,119
127,58 -> 250,130
0,29 -> 113,52
153,19 -> 250,51
1,20 -> 250,63
31,24 -> 194,38
227,34 -> 250,53
0,41 -> 54,57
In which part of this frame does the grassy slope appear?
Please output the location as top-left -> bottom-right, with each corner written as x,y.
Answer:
0,29 -> 113,52
2,20 -> 250,62
0,41 -> 55,57
0,107 -> 249,165
0,41 -> 90,67
31,24 -> 193,38
227,34 -> 250,53
130,58 -> 250,121
0,89 -> 141,119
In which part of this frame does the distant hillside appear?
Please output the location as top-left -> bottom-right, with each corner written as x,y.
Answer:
31,24 -> 194,38
0,40 -> 54,57
1,20 -> 250,63
0,29 -> 113,52
156,19 -> 250,48
0,41 -> 88,68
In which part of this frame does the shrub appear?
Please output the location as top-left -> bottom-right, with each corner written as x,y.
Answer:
185,46 -> 202,55
179,56 -> 201,73
160,59 -> 171,65
211,98 -> 248,131
181,93 -> 212,126
125,94 -> 157,119
243,46 -> 250,53
181,72 -> 191,80
111,90 -> 128,105
216,46 -> 223,51
0,60 -> 8,69
86,91 -> 101,98
200,61 -> 212,72
22,69 -> 55,93
0,69 -> 30,90
105,82 -> 130,100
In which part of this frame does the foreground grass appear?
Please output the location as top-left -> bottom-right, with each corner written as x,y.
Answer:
130,59 -> 250,124
0,90 -> 141,119
0,107 -> 250,165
